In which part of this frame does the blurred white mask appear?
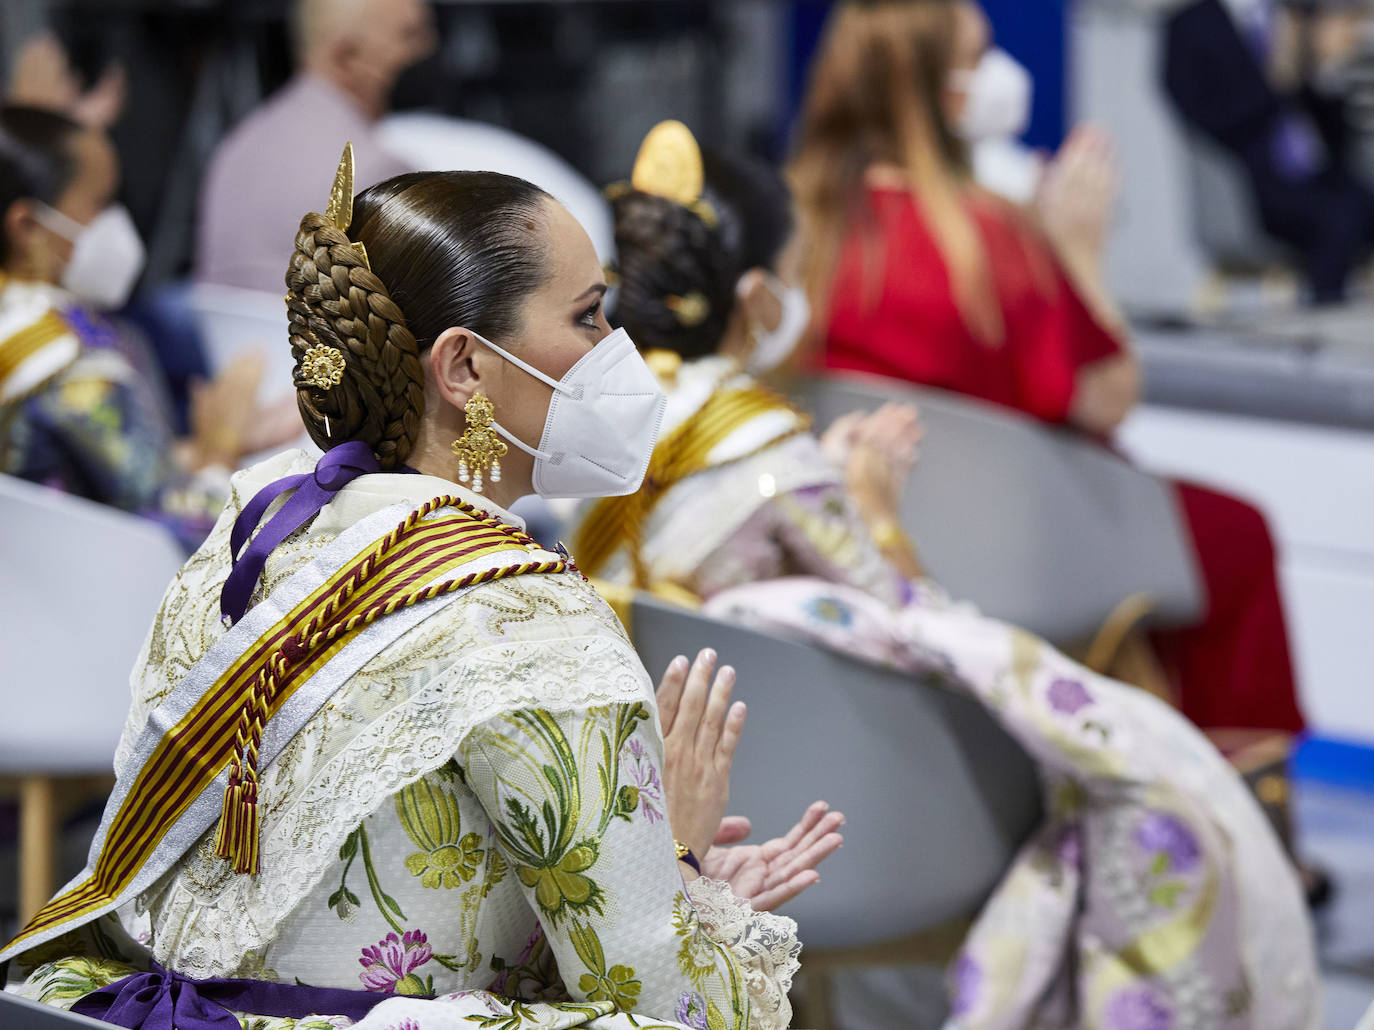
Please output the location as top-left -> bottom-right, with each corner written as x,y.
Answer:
951,48 -> 1034,143
35,203 -> 145,309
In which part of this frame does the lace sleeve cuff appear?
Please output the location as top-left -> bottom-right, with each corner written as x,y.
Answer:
686,877 -> 802,1030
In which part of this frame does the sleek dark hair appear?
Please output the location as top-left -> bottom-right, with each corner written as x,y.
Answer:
285,170 -> 552,468
0,105 -> 86,264
611,149 -> 793,360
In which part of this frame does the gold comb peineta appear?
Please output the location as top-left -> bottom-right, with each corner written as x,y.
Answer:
630,120 -> 718,228
325,141 -> 371,270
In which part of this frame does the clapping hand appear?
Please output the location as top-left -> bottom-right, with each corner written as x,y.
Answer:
656,649 -> 747,863
702,802 -> 845,912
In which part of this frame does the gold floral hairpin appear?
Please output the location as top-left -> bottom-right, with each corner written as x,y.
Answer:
629,120 -> 718,228
300,341 -> 347,390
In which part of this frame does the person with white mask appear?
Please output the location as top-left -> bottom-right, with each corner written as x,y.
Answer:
0,105 -> 297,547
575,121 -> 925,596
5,146 -> 844,1030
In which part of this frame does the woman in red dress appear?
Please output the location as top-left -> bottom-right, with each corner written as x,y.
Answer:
789,0 -> 1306,736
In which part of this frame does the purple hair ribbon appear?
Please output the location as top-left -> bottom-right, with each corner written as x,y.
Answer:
218,441 -> 381,627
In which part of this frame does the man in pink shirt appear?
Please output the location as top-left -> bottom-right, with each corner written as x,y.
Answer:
196,0 -> 434,293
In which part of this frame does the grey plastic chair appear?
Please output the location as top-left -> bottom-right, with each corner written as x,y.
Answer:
800,375 -> 1204,646
1184,129 -> 1294,274
0,475 -> 185,923
628,595 -> 1041,953
0,993 -> 109,1028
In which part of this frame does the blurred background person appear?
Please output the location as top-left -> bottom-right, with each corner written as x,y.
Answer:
789,0 -> 1310,751
0,105 -> 293,547
572,120 -> 1319,1028
1165,0 -> 1374,304
195,0 -> 435,292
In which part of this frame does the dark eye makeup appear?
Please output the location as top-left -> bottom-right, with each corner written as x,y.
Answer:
578,299 -> 602,329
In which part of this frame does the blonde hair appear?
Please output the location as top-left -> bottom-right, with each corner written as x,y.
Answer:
789,0 -> 1004,345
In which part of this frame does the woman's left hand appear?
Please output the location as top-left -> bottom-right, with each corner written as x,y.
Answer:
700,801 -> 845,912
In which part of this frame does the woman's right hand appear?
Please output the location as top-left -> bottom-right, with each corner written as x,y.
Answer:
655,649 -> 747,865
842,403 -> 922,517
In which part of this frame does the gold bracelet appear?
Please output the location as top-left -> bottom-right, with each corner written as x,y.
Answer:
869,518 -> 908,553
674,839 -> 701,874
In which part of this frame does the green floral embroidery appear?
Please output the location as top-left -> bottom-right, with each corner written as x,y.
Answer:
570,922 -> 641,1012
463,1000 -> 610,1029
671,893 -> 718,987
28,956 -> 138,1004
397,776 -> 486,888
329,824 -> 408,932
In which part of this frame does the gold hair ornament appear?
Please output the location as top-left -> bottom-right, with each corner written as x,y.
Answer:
451,392 -> 508,493
664,292 -> 711,328
326,141 -> 371,270
629,120 -> 718,228
300,342 -> 347,391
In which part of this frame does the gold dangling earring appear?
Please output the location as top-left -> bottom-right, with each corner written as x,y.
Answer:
451,392 -> 508,494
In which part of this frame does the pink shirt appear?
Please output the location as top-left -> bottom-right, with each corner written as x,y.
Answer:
195,75 -> 411,293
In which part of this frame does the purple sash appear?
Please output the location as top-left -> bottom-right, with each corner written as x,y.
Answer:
71,961 -> 421,1029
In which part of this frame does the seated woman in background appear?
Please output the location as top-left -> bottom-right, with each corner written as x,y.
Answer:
789,0 -> 1308,742
567,119 -> 1319,1027
0,105 -> 294,548
2,150 -> 839,1030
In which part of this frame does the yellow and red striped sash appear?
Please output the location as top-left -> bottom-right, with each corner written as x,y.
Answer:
3,495 -> 565,959
572,385 -> 808,584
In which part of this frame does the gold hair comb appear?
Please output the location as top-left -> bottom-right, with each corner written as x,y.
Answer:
630,120 -> 718,228
326,141 -> 371,270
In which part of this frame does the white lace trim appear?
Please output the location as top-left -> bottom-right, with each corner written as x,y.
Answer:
146,630 -> 652,977
686,877 -> 801,1030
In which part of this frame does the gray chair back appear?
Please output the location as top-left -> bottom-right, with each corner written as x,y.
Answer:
0,475 -> 185,775
800,376 -> 1204,644
0,993 -> 111,1028
1184,130 -> 1292,272
630,596 -> 1041,951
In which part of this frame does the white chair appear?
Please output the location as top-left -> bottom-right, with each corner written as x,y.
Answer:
0,475 -> 185,924
0,992 -> 110,1028
378,112 -> 615,262
185,282 -> 293,388
801,375 -> 1205,649
626,594 -> 1041,1025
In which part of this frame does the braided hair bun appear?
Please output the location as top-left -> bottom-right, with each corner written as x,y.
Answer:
284,170 -> 554,469
287,212 -> 425,468
611,149 -> 794,361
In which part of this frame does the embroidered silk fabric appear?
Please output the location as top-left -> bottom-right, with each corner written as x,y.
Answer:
0,277 -> 223,549
13,451 -> 799,1030
563,360 -> 1321,1028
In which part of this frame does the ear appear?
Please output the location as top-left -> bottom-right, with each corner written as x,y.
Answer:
734,267 -> 780,333
3,199 -> 43,268
428,326 -> 483,411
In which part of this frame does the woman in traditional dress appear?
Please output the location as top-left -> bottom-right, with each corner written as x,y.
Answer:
1,146 -> 843,1030
0,104 -> 294,548
568,119 -> 1320,1027
788,0 -> 1307,740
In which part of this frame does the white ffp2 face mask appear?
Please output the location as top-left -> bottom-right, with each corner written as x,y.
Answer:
744,274 -> 811,374
951,48 -> 1033,144
471,326 -> 667,499
35,203 -> 146,310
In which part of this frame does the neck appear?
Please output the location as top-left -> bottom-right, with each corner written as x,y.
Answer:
303,65 -> 385,121
407,424 -> 530,513
717,308 -> 754,364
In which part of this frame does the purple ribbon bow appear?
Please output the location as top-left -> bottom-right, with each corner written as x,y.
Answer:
70,962 -> 401,1029
219,441 -> 381,626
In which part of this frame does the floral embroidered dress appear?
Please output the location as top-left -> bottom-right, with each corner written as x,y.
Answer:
6,451 -> 800,1030
565,357 -> 1321,1029
0,274 -> 222,549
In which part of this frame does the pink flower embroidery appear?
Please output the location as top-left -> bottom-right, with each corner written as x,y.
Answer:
623,739 -> 665,824
359,930 -> 433,993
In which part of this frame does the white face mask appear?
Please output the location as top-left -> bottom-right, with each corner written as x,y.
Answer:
951,48 -> 1033,143
744,274 -> 811,374
34,203 -> 145,309
471,326 -> 667,499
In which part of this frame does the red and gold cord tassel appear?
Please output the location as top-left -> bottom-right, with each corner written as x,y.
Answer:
211,496 -> 565,876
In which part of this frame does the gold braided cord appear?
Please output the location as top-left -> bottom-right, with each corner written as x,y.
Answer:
573,386 -> 809,585
215,496 -> 566,873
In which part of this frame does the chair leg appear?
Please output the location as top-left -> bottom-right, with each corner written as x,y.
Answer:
19,775 -> 58,924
